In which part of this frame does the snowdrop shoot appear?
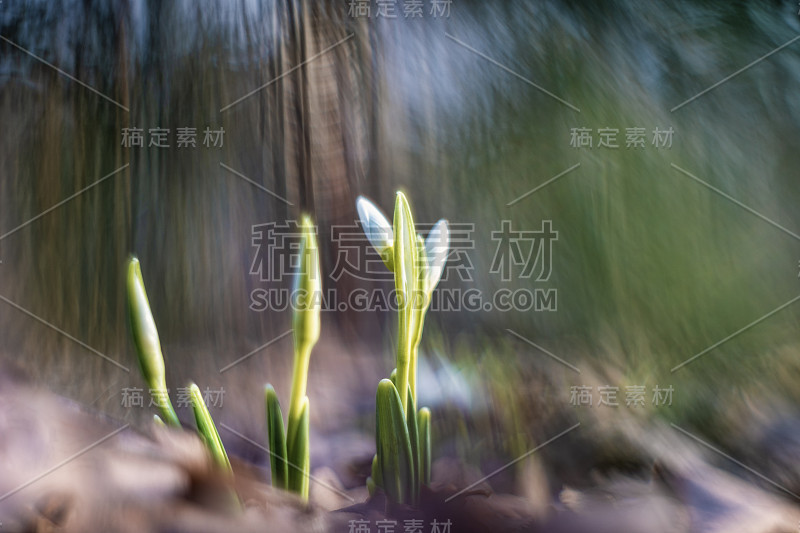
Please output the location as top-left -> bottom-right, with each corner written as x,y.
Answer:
126,257 -> 233,477
356,193 -> 449,507
265,215 -> 321,501
126,257 -> 180,427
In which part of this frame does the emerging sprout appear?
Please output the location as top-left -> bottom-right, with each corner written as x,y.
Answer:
126,256 -> 234,493
190,383 -> 232,473
126,257 -> 180,427
265,215 -> 320,501
357,193 -> 449,508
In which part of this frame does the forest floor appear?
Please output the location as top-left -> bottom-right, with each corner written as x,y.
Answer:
1,359 -> 799,533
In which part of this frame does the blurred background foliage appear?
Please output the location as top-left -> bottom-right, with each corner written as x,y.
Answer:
2,0 -> 800,488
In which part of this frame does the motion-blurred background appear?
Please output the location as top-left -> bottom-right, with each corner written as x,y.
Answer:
2,0 -> 800,519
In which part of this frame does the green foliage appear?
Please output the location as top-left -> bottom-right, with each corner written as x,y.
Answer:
287,397 -> 310,499
126,258 -> 180,427
392,192 -> 419,415
405,385 -> 420,503
190,383 -> 232,473
265,215 -> 321,501
126,257 -> 232,477
128,199 -> 443,508
376,379 -> 415,504
418,408 -> 431,485
357,194 -> 449,506
265,385 -> 289,490
128,215 -> 321,502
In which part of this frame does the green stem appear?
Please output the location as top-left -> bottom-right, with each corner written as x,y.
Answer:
409,348 -> 417,405
396,311 -> 411,415
288,343 -> 312,437
408,301 -> 429,405
156,384 -> 180,427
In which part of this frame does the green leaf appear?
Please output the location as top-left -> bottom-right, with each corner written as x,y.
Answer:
392,193 -> 418,415
393,193 -> 418,314
189,383 -> 232,473
126,257 -> 179,427
265,384 -> 289,490
418,407 -> 432,486
371,453 -> 382,489
287,397 -> 310,500
385,373 -> 420,501
376,379 -> 414,504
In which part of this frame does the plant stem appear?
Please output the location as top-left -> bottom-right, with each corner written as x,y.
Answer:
396,314 -> 411,416
288,343 -> 311,434
409,299 -> 430,405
